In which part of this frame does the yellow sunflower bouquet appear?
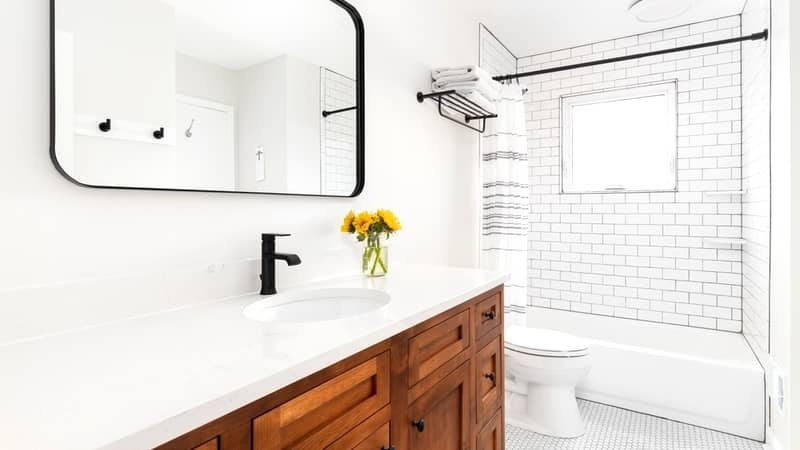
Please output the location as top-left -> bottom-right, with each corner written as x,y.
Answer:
340,209 -> 402,277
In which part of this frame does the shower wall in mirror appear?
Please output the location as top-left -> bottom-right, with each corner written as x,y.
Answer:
51,0 -> 364,197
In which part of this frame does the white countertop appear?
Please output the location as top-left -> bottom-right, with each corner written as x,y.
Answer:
0,265 -> 508,450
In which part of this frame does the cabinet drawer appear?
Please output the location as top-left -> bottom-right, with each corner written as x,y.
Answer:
476,409 -> 504,450
476,335 -> 502,426
474,292 -> 502,339
408,310 -> 470,387
253,352 -> 390,450
326,406 -> 391,450
191,438 -> 218,450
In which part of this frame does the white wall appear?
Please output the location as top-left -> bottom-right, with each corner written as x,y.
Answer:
791,0 -> 800,441
237,57 -> 289,192
56,0 -> 178,188
285,57 -> 323,194
56,0 -> 175,126
176,53 -> 239,107
769,0 -> 799,447
0,0 -> 480,343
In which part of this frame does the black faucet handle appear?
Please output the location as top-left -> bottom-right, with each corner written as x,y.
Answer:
262,233 -> 291,240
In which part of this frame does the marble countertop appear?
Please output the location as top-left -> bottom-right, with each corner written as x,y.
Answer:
0,265 -> 508,450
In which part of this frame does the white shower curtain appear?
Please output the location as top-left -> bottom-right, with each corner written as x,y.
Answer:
480,84 -> 529,326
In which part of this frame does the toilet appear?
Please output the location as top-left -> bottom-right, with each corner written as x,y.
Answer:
504,326 -> 592,438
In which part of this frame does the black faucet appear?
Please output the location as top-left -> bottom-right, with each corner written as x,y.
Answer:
260,233 -> 302,295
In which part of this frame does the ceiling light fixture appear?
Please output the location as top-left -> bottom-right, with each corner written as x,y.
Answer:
629,0 -> 694,23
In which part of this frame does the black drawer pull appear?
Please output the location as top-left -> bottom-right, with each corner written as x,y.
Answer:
412,419 -> 425,432
485,372 -> 496,383
482,310 -> 496,320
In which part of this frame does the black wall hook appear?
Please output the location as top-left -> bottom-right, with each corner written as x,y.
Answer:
98,119 -> 111,132
153,127 -> 165,140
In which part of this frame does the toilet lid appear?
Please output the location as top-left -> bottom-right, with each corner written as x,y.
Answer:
505,326 -> 590,357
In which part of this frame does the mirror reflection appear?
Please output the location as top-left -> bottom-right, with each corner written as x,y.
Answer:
53,0 -> 360,196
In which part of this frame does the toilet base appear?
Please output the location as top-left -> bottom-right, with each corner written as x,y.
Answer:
506,384 -> 586,438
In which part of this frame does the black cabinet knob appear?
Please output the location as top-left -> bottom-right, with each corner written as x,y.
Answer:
482,310 -> 496,320
98,118 -> 111,132
485,372 -> 496,383
412,418 -> 425,432
153,127 -> 165,139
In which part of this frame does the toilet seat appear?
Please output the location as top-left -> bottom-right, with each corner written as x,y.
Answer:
505,326 -> 590,358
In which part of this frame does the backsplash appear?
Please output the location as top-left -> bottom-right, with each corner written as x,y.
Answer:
0,244 -> 373,346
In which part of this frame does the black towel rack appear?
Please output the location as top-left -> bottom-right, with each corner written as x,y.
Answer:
416,90 -> 497,133
322,106 -> 356,118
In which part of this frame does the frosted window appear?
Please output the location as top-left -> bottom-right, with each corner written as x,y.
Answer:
561,83 -> 677,193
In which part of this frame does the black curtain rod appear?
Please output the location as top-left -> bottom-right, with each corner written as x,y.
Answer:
493,29 -> 769,82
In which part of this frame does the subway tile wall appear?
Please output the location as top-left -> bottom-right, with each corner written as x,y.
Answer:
479,24 -> 517,78
521,17 -> 745,331
321,68 -> 357,196
741,0 -> 771,356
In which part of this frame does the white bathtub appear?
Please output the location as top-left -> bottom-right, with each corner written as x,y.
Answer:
526,307 -> 765,441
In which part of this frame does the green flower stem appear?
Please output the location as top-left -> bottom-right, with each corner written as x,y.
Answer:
370,246 -> 380,275
378,250 -> 388,273
363,246 -> 373,272
364,244 -> 389,276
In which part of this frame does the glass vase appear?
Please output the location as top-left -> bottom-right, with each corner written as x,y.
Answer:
362,244 -> 389,277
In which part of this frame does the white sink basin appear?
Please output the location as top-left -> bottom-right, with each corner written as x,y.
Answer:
243,288 -> 391,330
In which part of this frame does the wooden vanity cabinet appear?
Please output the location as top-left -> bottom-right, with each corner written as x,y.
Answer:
155,286 -> 504,450
476,410 -> 504,450
191,438 -> 219,450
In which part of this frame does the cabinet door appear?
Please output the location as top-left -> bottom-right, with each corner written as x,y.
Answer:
476,409 -> 503,450
407,362 -> 471,450
326,406 -> 392,450
253,352 -> 390,450
476,335 -> 502,426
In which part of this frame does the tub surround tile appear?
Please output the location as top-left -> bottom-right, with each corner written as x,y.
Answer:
520,16 -> 746,332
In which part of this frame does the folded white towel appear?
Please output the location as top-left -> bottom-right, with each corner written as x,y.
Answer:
433,72 -> 481,85
431,65 -> 478,80
433,77 -> 501,101
432,66 -> 497,86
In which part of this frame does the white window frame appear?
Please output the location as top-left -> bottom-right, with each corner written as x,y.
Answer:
560,81 -> 678,194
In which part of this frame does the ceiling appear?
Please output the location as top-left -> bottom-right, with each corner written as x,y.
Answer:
469,0 -> 748,57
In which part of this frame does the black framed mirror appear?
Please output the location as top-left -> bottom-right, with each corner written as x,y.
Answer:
50,0 -> 364,197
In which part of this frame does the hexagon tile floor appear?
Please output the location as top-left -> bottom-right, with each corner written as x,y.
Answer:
505,400 -> 763,450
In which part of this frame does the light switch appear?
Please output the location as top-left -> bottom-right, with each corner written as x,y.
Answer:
256,146 -> 265,181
